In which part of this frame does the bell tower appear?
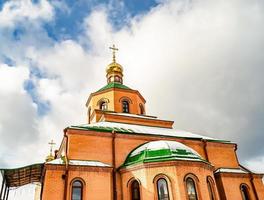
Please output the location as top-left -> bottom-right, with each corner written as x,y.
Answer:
86,45 -> 146,124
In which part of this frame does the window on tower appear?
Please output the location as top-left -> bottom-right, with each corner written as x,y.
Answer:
122,100 -> 129,113
100,101 -> 107,111
114,76 -> 120,82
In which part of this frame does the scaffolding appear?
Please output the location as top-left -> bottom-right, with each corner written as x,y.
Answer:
0,163 -> 44,200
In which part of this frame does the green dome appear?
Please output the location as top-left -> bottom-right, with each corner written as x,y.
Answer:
123,140 -> 204,167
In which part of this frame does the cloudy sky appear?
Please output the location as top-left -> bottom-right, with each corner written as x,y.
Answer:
0,0 -> 264,198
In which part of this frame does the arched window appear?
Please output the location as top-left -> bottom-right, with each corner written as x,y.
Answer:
114,76 -> 121,83
186,178 -> 198,200
157,178 -> 170,200
100,101 -> 107,110
122,100 -> 129,113
207,177 -> 215,200
241,184 -> 250,200
139,104 -> 144,115
131,180 -> 140,200
72,180 -> 83,200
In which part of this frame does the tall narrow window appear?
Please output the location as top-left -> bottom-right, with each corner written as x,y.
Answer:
186,178 -> 198,200
131,180 -> 140,200
241,185 -> 250,200
122,100 -> 129,113
72,180 -> 83,200
207,179 -> 215,200
100,101 -> 107,110
157,178 -> 170,200
139,104 -> 144,115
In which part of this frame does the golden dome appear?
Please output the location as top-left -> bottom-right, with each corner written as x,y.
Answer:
106,44 -> 124,84
45,154 -> 54,162
106,61 -> 123,74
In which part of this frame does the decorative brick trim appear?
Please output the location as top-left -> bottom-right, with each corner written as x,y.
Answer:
119,160 -> 213,173
45,164 -> 113,172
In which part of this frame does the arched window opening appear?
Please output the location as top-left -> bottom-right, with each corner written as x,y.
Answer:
114,76 -> 121,83
100,101 -> 107,110
122,100 -> 129,113
157,178 -> 170,200
207,179 -> 215,200
186,178 -> 198,200
72,180 -> 83,200
241,185 -> 250,200
131,180 -> 140,200
110,76 -> 114,82
139,104 -> 145,115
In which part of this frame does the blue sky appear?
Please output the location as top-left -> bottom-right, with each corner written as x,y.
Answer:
43,0 -> 159,41
0,0 -> 160,117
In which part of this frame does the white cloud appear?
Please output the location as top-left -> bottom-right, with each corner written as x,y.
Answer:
0,0 -> 53,28
244,156 -> 264,174
0,64 -> 29,93
27,40 -> 97,91
85,0 -> 264,169
0,64 -> 40,167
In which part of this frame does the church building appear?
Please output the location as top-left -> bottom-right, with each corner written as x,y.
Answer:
41,45 -> 264,200
1,45 -> 264,200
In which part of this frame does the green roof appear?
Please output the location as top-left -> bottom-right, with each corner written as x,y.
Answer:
70,125 -> 134,133
69,122 -> 231,143
97,82 -> 131,92
123,140 -> 206,167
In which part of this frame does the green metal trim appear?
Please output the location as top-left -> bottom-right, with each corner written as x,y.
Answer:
70,125 -> 132,134
97,82 -> 131,92
69,125 -> 231,144
123,147 -> 204,167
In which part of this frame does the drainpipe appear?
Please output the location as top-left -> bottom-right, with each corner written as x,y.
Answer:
63,129 -> 69,200
112,130 -> 117,200
202,139 -> 209,161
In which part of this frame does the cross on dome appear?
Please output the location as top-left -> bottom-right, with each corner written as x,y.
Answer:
45,139 -> 56,162
106,44 -> 123,84
109,44 -> 118,63
48,139 -> 56,156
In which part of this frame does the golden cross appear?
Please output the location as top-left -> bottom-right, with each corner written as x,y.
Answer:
48,139 -> 56,155
109,44 -> 118,62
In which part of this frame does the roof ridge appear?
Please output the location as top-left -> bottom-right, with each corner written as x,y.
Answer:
96,82 -> 131,92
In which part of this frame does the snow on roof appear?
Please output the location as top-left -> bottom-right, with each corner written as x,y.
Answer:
47,158 -> 111,167
123,140 -> 207,167
130,140 -> 201,157
71,121 -> 229,143
214,168 -> 248,174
